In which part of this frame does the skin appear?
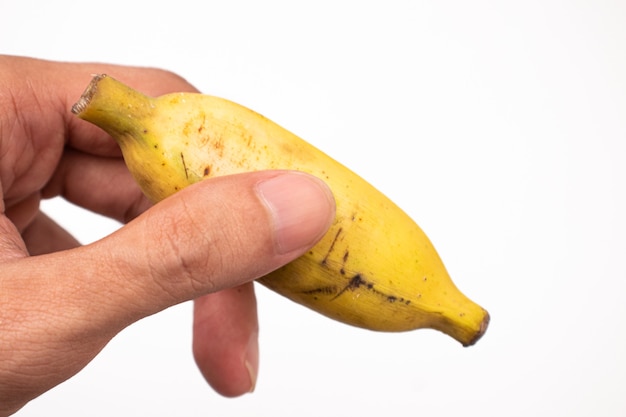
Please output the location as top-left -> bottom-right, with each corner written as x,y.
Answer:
0,55 -> 335,415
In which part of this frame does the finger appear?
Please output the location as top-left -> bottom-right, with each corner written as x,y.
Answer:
4,193 -> 40,232
193,283 -> 258,397
21,211 -> 80,255
0,55 -> 199,159
0,215 -> 28,262
43,149 -> 150,223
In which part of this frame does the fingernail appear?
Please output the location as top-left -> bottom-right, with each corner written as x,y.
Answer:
256,172 -> 335,255
244,332 -> 259,393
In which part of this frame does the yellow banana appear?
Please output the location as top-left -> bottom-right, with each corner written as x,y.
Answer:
71,74 -> 489,346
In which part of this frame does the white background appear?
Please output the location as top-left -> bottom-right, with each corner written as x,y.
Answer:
3,1 -> 626,416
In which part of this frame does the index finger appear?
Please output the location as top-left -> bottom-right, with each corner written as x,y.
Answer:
2,55 -> 199,157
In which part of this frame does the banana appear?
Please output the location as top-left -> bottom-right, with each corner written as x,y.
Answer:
71,74 -> 489,346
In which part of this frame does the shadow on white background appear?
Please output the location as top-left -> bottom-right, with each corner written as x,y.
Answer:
3,1 -> 626,416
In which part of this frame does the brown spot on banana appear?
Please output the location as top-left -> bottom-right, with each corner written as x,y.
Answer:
321,227 -> 342,266
329,274 -> 412,306
180,152 -> 189,179
302,286 -> 338,297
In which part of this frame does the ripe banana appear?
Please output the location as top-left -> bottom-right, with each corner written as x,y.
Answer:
71,74 -> 489,346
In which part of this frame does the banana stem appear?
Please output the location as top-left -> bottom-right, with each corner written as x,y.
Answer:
71,74 -> 155,140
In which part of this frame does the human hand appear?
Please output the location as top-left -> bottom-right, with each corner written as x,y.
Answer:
0,55 -> 335,415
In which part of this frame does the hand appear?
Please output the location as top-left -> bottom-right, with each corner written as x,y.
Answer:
0,55 -> 335,415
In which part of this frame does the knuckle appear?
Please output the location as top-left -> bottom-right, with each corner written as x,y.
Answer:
146,199 -> 223,300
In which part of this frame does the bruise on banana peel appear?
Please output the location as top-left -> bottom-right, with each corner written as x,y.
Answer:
71,74 -> 490,347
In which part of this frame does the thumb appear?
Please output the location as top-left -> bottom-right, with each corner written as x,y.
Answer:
87,170 -> 336,328
0,171 -> 334,413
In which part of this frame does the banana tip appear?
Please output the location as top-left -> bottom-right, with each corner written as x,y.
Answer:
463,310 -> 490,347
